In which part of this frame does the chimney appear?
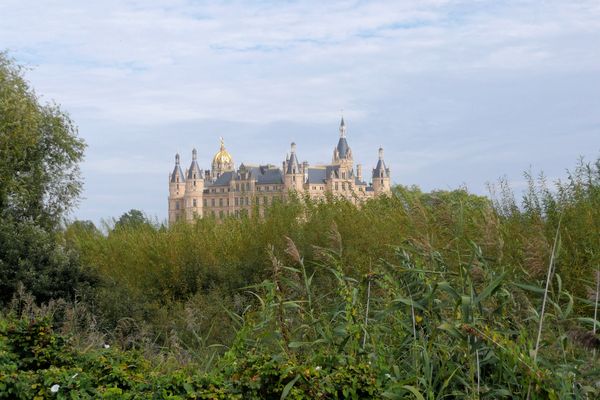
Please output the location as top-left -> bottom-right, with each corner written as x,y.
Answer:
357,164 -> 363,182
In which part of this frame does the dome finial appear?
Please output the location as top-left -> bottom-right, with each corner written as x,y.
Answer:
192,148 -> 197,161
212,136 -> 233,167
175,153 -> 180,165
339,115 -> 346,138
378,147 -> 384,160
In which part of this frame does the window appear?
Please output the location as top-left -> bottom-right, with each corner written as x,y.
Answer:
342,182 -> 346,191
193,199 -> 197,207
175,200 -> 180,210
203,199 -> 207,207
342,172 -> 346,179
211,199 -> 215,207
246,197 -> 250,206
235,197 -> 239,206
219,198 -> 223,207
335,183 -> 338,190
193,181 -> 196,187
246,182 -> 250,191
236,183 -> 240,191
227,198 -> 230,206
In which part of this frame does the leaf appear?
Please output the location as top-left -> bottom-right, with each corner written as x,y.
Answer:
513,283 -> 545,295
437,322 -> 465,340
402,385 -> 426,400
281,374 -> 301,399
288,342 -> 306,348
576,317 -> 600,330
437,282 -> 460,300
475,272 -> 506,305
392,297 -> 426,311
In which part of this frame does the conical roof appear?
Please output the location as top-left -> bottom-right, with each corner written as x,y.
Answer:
170,154 -> 185,183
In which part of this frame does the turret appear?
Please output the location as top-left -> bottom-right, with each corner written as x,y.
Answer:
168,153 -> 186,224
356,164 -> 363,182
332,117 -> 353,165
284,142 -> 304,192
372,147 -> 391,195
184,148 -> 204,220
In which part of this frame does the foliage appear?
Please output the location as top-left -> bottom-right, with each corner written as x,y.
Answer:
0,52 -> 93,305
114,209 -> 153,231
0,52 -> 85,229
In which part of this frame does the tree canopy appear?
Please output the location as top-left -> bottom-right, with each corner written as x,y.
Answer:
0,51 -> 85,229
0,52 -> 93,304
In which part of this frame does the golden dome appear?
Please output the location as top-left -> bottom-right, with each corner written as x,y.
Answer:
212,137 -> 233,165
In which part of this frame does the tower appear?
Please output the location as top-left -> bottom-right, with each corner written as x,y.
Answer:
211,137 -> 234,180
332,117 -> 354,185
168,153 -> 186,223
184,148 -> 204,220
372,147 -> 391,195
284,142 -> 304,192
332,117 -> 353,167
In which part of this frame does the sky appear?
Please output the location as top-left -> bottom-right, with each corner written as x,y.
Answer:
1,0 -> 599,224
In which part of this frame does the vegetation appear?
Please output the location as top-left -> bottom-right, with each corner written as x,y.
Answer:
0,52 -> 95,305
1,52 -> 599,398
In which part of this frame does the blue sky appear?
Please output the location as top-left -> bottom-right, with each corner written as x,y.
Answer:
1,0 -> 599,223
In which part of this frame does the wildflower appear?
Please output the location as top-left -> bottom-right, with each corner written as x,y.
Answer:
50,384 -> 60,393
315,366 -> 322,371
103,343 -> 110,349
385,373 -> 392,379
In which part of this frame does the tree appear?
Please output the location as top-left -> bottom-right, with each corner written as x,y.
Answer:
0,52 -> 93,304
114,209 -> 152,230
0,51 -> 85,229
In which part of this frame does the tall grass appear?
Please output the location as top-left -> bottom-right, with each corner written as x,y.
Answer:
49,156 -> 600,396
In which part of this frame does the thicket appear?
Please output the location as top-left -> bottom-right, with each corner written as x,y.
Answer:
3,158 -> 597,398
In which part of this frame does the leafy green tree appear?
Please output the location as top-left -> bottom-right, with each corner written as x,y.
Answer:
0,52 -> 93,304
0,51 -> 85,229
114,209 -> 152,230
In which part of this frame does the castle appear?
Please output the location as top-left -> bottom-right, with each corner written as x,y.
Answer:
168,118 -> 391,223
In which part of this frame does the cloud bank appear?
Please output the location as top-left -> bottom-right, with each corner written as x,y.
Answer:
1,0 -> 599,222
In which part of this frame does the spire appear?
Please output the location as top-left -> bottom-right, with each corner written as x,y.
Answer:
373,147 -> 389,178
334,117 -> 352,162
287,142 -> 300,174
187,149 -> 203,180
171,153 -> 185,183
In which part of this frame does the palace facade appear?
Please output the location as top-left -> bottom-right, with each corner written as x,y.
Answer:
168,118 -> 391,223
